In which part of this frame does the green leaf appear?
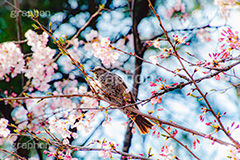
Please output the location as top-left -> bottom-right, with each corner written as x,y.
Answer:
23,93 -> 29,97
59,37 -> 65,45
80,63 -> 84,70
99,4 -> 105,9
34,9 -> 39,18
28,11 -> 34,18
37,99 -> 43,103
32,24 -> 39,30
14,129 -> 19,134
190,93 -> 197,98
148,147 -> 152,155
46,92 -> 53,95
49,22 -> 52,33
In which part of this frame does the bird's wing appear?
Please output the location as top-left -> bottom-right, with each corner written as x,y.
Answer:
115,74 -> 139,110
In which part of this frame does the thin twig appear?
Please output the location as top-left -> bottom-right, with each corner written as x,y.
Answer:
2,93 -> 234,148
147,0 -> 240,148
159,125 -> 200,160
0,148 -> 27,160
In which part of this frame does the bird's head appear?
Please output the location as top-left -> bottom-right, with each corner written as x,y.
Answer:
90,66 -> 108,79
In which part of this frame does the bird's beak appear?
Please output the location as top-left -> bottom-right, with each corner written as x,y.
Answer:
90,69 -> 95,72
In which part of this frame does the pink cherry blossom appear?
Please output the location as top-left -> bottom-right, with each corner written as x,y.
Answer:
165,0 -> 187,19
0,118 -> 8,128
152,40 -> 161,49
98,150 -> 112,159
0,118 -> 10,138
149,55 -> 158,65
0,128 -> 10,138
24,29 -> 57,92
196,28 -> 211,42
92,37 -> 120,66
159,145 -> 174,159
214,0 -> 240,19
226,145 -> 240,160
0,42 -> 25,80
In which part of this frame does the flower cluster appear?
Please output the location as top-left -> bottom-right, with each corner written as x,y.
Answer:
148,39 -> 161,65
218,28 -> 240,53
99,150 -> 112,159
196,28 -> 211,42
192,136 -> 200,150
199,106 -> 208,122
148,35 -> 189,65
25,29 -> 57,92
82,30 -> 128,67
48,116 -> 79,144
202,52 -> 228,80
44,147 -> 78,160
159,145 -> 174,159
92,37 -> 120,66
197,29 -> 239,80
165,0 -> 188,19
214,0 -> 240,19
150,77 -> 178,104
0,42 -> 25,81
0,118 -> 10,138
3,90 -> 21,108
147,39 -> 170,64
192,28 -> 239,81
173,35 -> 189,45
97,140 -> 119,159
226,145 -> 240,160
9,79 -> 99,141
47,82 -> 99,138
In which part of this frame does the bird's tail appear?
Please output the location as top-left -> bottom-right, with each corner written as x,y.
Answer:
132,115 -> 154,134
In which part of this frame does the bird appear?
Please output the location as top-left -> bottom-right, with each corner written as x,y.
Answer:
90,66 -> 154,134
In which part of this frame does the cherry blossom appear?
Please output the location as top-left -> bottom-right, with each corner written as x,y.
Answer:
150,78 -> 178,105
48,117 -> 78,142
214,0 -> 240,19
0,118 -> 8,128
218,28 -> 240,52
98,150 -> 112,159
165,0 -> 188,19
153,40 -> 161,49
0,118 -> 10,138
149,55 -> 159,65
25,29 -> 49,50
151,96 -> 162,104
196,28 -> 211,42
226,145 -> 240,160
92,37 -> 120,66
0,128 -> 10,138
159,145 -> 174,159
14,107 -> 28,120
0,42 -> 25,80
24,29 -> 57,92
67,38 -> 82,63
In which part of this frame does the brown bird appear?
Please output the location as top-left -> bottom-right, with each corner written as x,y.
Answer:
91,66 -> 154,134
